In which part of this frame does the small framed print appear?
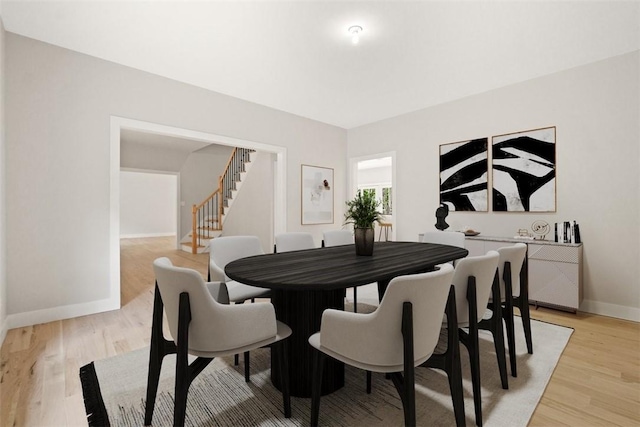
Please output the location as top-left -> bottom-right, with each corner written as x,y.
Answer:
301,164 -> 334,224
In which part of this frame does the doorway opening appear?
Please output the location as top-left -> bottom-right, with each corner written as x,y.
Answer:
109,116 -> 287,310
349,152 -> 396,241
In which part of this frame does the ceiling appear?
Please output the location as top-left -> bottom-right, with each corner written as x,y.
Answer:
2,1 -> 639,129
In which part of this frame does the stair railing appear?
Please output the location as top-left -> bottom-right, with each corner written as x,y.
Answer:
190,148 -> 254,253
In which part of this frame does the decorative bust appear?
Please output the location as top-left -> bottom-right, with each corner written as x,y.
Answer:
435,203 -> 450,231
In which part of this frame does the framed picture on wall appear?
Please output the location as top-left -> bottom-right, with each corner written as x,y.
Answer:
301,164 -> 334,224
492,126 -> 556,212
439,137 -> 488,211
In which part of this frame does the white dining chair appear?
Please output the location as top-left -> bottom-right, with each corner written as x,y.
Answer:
322,229 -> 353,247
274,232 -> 316,253
208,235 -> 271,302
480,243 -> 530,378
433,250 -> 503,427
145,258 -> 292,427
209,235 -> 271,370
309,264 -> 456,426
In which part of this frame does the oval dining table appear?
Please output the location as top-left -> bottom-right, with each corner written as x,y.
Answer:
225,240 -> 468,397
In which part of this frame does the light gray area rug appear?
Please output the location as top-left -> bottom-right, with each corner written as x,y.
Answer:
82,317 -> 572,426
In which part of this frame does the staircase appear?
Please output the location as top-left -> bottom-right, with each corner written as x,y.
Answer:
180,148 -> 256,253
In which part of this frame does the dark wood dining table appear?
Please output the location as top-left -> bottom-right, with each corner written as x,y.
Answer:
225,241 -> 468,397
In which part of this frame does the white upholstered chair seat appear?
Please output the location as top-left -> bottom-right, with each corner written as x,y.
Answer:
190,320 -> 292,358
308,333 -> 431,373
226,280 -> 270,302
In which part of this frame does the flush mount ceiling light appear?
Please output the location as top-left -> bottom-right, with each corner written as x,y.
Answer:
348,25 -> 363,44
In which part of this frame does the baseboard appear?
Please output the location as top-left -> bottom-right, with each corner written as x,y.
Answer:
579,299 -> 640,322
5,296 -> 120,330
0,317 -> 7,348
120,233 -> 176,239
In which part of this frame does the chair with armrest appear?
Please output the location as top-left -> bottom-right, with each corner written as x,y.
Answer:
309,264 -> 456,426
274,231 -> 316,253
208,236 -> 271,302
436,250 -> 504,427
144,257 -> 291,427
209,235 -> 271,370
479,242 -> 531,378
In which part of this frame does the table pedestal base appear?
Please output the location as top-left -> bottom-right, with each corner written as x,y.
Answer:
270,288 -> 345,397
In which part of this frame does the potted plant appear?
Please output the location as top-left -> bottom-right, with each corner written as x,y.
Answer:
344,190 -> 382,255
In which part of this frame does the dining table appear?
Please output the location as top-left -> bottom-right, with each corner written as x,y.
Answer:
225,240 -> 468,397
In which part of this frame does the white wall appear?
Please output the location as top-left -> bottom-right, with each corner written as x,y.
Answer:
119,171 -> 177,238
5,33 -> 347,327
348,51 -> 640,321
358,165 -> 392,187
0,19 -> 7,344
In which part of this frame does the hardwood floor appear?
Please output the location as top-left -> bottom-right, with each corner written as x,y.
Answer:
1,236 -> 639,426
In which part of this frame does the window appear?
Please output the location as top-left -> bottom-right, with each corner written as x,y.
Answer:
358,184 -> 393,216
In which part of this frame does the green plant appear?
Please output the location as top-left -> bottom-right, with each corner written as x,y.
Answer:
344,190 -> 382,229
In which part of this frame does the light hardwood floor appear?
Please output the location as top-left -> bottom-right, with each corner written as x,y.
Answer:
1,236 -> 639,426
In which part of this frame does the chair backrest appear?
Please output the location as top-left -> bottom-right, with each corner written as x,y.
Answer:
353,264 -> 454,367
274,232 -> 315,253
209,236 -> 264,282
421,230 -> 466,248
154,257 -> 229,351
452,251 -> 500,326
497,243 -> 527,298
323,230 -> 354,247
154,257 -> 276,352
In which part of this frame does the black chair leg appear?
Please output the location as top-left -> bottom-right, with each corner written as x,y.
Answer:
503,263 -> 517,377
244,351 -> 251,382
311,349 -> 325,427
174,293 -> 192,427
353,286 -> 358,313
366,371 -> 372,394
421,286 -> 465,427
463,277 -> 483,427
276,340 -> 291,418
389,302 -> 417,426
145,284 -> 179,426
479,272 -> 509,390
493,301 -> 509,389
234,354 -> 239,366
515,295 -> 533,354
401,302 -> 416,427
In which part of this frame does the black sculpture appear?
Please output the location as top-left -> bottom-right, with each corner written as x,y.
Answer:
435,204 -> 450,230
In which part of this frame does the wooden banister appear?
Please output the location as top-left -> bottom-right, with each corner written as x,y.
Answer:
189,148 -> 254,253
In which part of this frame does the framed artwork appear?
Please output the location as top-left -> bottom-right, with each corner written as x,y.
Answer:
301,164 -> 334,224
492,126 -> 556,212
439,137 -> 488,211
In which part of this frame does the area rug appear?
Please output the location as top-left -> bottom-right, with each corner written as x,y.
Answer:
80,317 -> 572,426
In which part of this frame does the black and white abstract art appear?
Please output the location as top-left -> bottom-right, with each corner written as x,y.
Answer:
492,127 -> 556,212
439,138 -> 488,211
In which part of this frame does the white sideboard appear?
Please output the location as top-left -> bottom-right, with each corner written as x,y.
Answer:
464,236 -> 583,312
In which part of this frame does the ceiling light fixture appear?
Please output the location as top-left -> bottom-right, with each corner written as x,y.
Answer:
348,25 -> 363,45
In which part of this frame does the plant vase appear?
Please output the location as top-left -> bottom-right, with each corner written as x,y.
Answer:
354,227 -> 375,256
